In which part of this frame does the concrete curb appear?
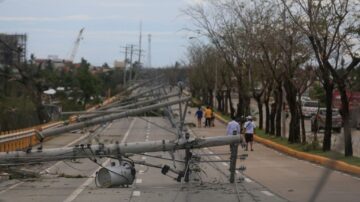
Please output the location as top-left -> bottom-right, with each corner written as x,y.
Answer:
214,113 -> 228,125
211,110 -> 360,177
254,135 -> 360,176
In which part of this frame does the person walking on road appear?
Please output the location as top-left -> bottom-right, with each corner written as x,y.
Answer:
204,106 -> 212,128
195,107 -> 203,128
226,116 -> 241,136
243,116 -> 256,151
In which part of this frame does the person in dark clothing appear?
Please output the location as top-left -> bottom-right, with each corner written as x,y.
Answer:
195,107 -> 203,128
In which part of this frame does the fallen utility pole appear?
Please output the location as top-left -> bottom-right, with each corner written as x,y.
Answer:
100,85 -> 164,110
37,97 -> 191,140
0,135 -> 242,165
66,92 -> 181,121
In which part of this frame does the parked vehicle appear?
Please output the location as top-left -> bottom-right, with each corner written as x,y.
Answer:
311,108 -> 342,133
302,100 -> 319,118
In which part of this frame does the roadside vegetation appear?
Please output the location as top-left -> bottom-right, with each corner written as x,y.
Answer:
255,129 -> 360,167
184,0 -> 360,157
0,54 -> 126,132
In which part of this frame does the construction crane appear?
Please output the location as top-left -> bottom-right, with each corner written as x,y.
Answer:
69,28 -> 84,62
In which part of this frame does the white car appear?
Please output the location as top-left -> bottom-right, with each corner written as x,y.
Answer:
302,100 -> 319,118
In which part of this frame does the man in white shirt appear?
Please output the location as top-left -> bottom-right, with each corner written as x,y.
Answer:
226,117 -> 241,136
243,116 -> 256,151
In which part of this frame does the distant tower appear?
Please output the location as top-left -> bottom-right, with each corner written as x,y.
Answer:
138,21 -> 142,63
147,34 -> 151,68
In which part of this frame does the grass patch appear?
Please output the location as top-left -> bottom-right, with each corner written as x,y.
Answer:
255,129 -> 360,167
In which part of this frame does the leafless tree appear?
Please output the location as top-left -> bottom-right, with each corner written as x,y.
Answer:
184,0 -> 252,118
281,0 -> 360,155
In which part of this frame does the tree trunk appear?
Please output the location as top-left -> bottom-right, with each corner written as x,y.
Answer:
275,83 -> 282,137
236,80 -> 250,118
265,99 -> 270,133
224,90 -> 228,115
270,102 -> 276,135
323,80 -> 334,151
208,89 -> 214,107
216,92 -> 223,112
284,80 -> 300,143
258,101 -> 263,130
337,83 -> 353,156
298,102 -> 306,144
264,84 -> 272,134
226,89 -> 235,118
254,96 -> 263,129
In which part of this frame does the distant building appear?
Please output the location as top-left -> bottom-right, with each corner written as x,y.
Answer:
0,33 -> 27,66
34,55 -> 73,71
114,60 -> 125,70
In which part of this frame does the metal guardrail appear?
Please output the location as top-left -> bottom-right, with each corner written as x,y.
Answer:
0,95 -> 117,152
0,121 -> 65,152
0,129 -> 34,144
0,78 -> 161,152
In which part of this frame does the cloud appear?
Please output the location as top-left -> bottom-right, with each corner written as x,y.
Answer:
0,15 -> 128,22
184,0 -> 205,5
94,1 -> 146,8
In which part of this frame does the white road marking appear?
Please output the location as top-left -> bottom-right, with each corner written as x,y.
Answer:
0,182 -> 25,195
139,170 -> 145,174
222,162 -> 228,167
261,190 -> 274,196
1,123 -> 110,195
215,156 -> 221,160
63,118 -> 136,202
245,178 -> 252,183
64,158 -> 111,202
208,151 -> 214,154
136,179 -> 142,184
41,131 -> 95,175
142,156 -> 146,160
132,191 -> 141,196
235,171 -> 239,174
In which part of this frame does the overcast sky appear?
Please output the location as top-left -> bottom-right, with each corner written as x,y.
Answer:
0,0 -> 202,67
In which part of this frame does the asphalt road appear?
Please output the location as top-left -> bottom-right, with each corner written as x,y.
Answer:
0,116 -> 285,202
0,100 -> 359,201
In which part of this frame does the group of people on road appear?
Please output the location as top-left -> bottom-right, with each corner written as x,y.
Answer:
226,116 -> 256,151
195,106 -> 256,151
195,106 -> 215,128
